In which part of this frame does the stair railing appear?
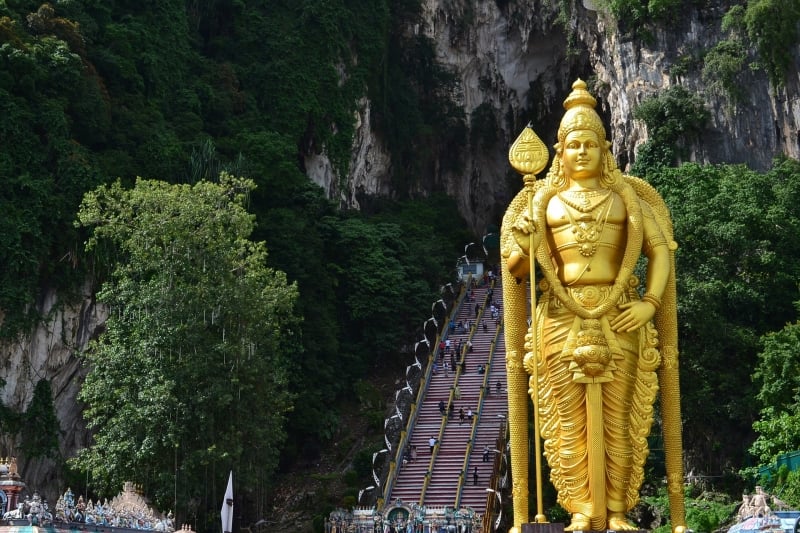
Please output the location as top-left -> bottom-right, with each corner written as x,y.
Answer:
483,421 -> 509,532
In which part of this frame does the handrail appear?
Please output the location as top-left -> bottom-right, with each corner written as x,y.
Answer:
483,421 -> 509,532
418,402 -> 449,503
417,279 -> 497,505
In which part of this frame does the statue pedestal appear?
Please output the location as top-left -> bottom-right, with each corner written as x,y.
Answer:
522,525 -> 648,533
521,523 -> 565,533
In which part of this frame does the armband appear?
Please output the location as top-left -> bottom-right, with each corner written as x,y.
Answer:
641,292 -> 662,310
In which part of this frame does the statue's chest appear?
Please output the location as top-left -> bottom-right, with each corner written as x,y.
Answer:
545,193 -> 628,258
546,193 -> 627,229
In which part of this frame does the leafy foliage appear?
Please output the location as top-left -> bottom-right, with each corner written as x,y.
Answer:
20,380 -> 61,459
631,86 -> 709,175
702,39 -> 748,101
742,0 -> 800,87
770,467 -> 800,508
748,319 -> 800,466
590,0 -> 687,38
260,188 -> 470,459
643,486 -> 736,533
715,1 -> 800,88
0,378 -> 60,460
647,158 -> 800,472
0,0 -> 471,490
73,175 -> 299,526
0,5 -> 107,333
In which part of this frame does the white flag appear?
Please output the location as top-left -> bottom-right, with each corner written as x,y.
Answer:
221,471 -> 233,533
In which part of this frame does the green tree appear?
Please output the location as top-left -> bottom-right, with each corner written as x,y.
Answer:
648,158 -> 800,474
0,10 -> 108,333
773,468 -> 800,508
702,39 -> 748,101
632,86 -> 709,175
325,216 -> 435,369
749,319 -> 800,467
0,0 -> 474,509
743,0 -> 800,87
643,486 -> 736,533
20,379 -> 61,460
72,174 -> 299,528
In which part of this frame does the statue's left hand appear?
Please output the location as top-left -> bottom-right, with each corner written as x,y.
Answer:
610,300 -> 656,332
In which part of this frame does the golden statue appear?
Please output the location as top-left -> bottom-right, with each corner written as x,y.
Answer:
501,80 -> 686,533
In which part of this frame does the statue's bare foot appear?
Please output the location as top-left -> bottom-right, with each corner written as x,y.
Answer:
564,513 -> 591,531
608,512 -> 637,531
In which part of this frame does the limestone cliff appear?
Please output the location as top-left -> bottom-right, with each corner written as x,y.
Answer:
0,283 -> 105,502
315,0 -> 799,235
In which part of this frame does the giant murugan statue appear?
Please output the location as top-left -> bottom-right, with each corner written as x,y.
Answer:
501,79 -> 686,533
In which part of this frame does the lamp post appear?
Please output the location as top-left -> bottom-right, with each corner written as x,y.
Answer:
372,449 -> 389,493
485,489 -> 502,531
358,486 -> 376,505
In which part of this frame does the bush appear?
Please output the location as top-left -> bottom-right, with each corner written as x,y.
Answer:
702,39 -> 748,100
643,487 -> 737,533
743,0 -> 800,87
632,86 -> 709,175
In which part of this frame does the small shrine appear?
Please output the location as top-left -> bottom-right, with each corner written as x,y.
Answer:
0,457 -> 25,517
727,487 -> 800,533
326,500 -> 481,532
0,478 -> 181,532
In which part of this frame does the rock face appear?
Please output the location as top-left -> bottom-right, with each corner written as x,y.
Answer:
0,283 -> 105,502
331,0 -> 799,235
305,97 -> 393,209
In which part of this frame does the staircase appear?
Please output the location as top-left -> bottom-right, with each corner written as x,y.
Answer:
388,279 -> 507,509
458,331 -> 506,509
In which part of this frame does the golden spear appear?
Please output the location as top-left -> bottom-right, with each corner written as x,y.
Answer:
507,123 -> 549,526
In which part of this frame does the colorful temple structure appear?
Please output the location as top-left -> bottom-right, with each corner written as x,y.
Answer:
727,487 -> 800,533
0,459 -> 189,533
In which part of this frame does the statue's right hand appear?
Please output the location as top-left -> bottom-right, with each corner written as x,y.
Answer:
511,212 -> 538,254
506,213 -> 539,279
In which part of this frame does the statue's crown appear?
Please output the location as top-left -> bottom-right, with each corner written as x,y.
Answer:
558,79 -> 606,144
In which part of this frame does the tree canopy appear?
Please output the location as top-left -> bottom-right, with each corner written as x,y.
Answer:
0,0 -> 471,502
73,175 -> 299,527
646,158 -> 800,476
750,320 -> 800,467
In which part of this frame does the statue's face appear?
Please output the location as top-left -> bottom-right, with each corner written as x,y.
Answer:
561,130 -> 601,182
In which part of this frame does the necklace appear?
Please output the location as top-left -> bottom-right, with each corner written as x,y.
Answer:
558,189 -> 613,213
562,194 -> 614,257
